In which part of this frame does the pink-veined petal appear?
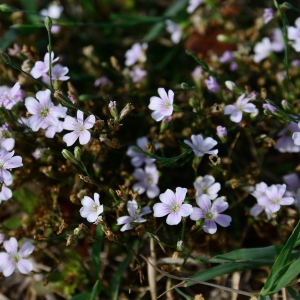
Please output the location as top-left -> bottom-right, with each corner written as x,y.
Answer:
78,130 -> 91,145
203,220 -> 217,234
19,242 -> 34,257
153,203 -> 171,217
166,211 -> 181,225
17,259 -> 33,274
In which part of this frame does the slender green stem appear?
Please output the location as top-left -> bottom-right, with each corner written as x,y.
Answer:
273,0 -> 290,100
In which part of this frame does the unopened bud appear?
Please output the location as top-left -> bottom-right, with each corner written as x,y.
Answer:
225,81 -> 236,91
62,149 -> 80,166
177,240 -> 184,252
74,146 -> 82,161
79,174 -> 93,184
74,228 -> 81,236
44,16 -> 52,32
181,82 -> 190,89
281,99 -> 293,111
119,103 -> 134,121
108,101 -> 119,121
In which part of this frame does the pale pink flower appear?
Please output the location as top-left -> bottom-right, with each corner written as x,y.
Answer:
288,17 -> 300,52
127,137 -> 156,167
191,66 -> 203,83
94,76 -> 111,87
224,94 -> 256,123
125,43 -> 148,66
117,200 -> 151,231
0,148 -> 23,183
25,89 -> 67,132
30,52 -> 59,79
275,122 -> 300,153
190,195 -> 232,234
257,184 -> 294,214
263,8 -> 274,24
0,82 -> 24,110
63,110 -> 95,146
194,175 -> 220,199
165,20 -> 182,44
80,193 -> 103,223
149,88 -> 174,121
132,164 -> 160,199
129,66 -> 147,83
0,237 -> 34,277
184,134 -> 218,157
0,177 -> 13,204
153,187 -> 193,225
42,64 -> 70,83
204,76 -> 220,93
187,0 -> 205,14
216,126 -> 227,141
8,44 -> 21,56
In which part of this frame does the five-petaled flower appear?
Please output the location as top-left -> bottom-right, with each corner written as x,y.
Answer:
127,137 -> 156,167
190,195 -> 232,234
153,187 -> 193,225
25,89 -> 67,132
184,134 -> 218,157
257,184 -> 294,214
224,94 -> 256,123
30,52 -> 59,79
149,88 -> 174,122
0,82 -> 24,110
0,148 -> 23,183
63,110 -> 96,146
80,193 -> 104,223
132,164 -> 160,199
0,237 -> 35,277
194,175 -> 221,199
117,200 -> 152,231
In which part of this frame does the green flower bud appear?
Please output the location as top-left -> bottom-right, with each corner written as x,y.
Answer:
44,16 -> 52,32
74,146 -> 82,161
62,149 -> 80,166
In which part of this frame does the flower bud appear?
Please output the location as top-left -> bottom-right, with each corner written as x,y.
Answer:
62,149 -> 80,166
281,99 -> 293,111
176,240 -> 184,252
216,126 -> 227,143
44,16 -> 52,32
74,228 -> 81,236
181,82 -> 190,89
74,146 -> 82,161
225,81 -> 236,91
108,101 -> 119,121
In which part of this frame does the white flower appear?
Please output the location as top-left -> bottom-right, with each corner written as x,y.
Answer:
117,200 -> 151,231
165,20 -> 182,44
125,43 -> 148,66
80,193 -> 104,223
184,134 -> 218,157
148,88 -> 174,122
194,175 -> 221,199
224,94 -> 256,123
0,237 -> 34,277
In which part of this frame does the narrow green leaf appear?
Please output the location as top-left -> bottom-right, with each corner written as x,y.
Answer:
187,260 -> 274,287
212,245 -> 283,262
0,29 -> 18,50
13,187 -> 38,216
287,286 -> 300,300
259,295 -> 271,300
261,221 -> 300,295
111,253 -> 133,300
90,280 -> 100,300
269,258 -> 300,294
3,216 -> 22,230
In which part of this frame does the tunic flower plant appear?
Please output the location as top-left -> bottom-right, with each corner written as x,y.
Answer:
153,187 -> 193,225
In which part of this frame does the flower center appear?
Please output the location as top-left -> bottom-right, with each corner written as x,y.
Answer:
171,204 -> 180,212
92,204 -> 99,212
146,177 -> 153,186
77,124 -> 85,133
13,253 -> 21,263
40,107 -> 50,118
205,211 -> 214,220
